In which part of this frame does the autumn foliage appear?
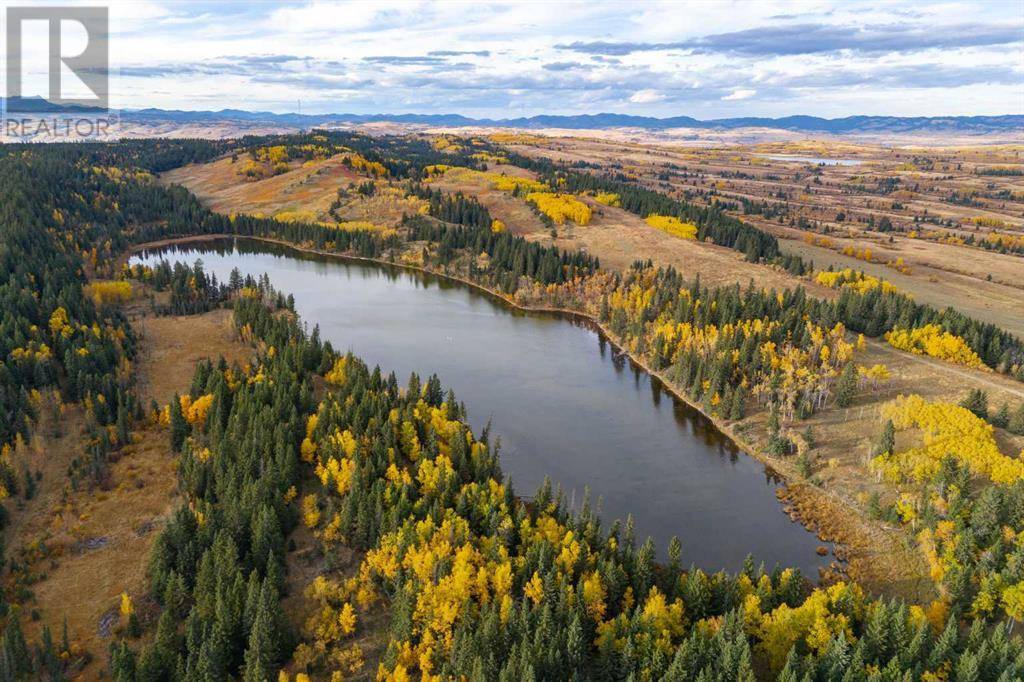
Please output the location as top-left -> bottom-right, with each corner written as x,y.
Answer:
85,280 -> 132,306
873,394 -> 1024,484
814,268 -> 898,295
525,192 -> 593,225
885,324 -> 985,368
644,214 -> 698,240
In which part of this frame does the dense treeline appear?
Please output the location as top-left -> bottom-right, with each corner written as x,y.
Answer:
405,215 -> 599,293
126,259 -> 236,316
0,138 -> 401,265
61,137 -> 228,173
596,267 -> 859,427
119,138 -> 226,172
402,181 -> 599,291
407,181 -> 494,230
0,153 -> 139,464
236,130 -> 487,180
961,232 -> 1024,257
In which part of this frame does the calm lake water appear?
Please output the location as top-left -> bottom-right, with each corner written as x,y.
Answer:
132,239 -> 832,574
759,154 -> 864,166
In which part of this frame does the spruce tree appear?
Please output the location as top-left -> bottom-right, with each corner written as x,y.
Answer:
109,640 -> 137,682
169,394 -> 188,452
992,402 -> 1011,429
1008,403 -> 1024,435
874,420 -> 895,456
2,618 -> 30,678
729,387 -> 745,420
834,363 -> 858,408
959,389 -> 989,420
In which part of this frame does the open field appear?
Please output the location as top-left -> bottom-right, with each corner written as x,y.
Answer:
163,155 -> 360,221
165,150 -> 827,295
778,234 -> 1024,337
553,199 -> 814,291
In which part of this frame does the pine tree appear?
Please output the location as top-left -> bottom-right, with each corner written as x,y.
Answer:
969,487 -> 1003,545
162,571 -> 187,619
566,615 -> 584,672
250,508 -> 283,577
776,647 -> 802,682
992,402 -> 1011,429
109,640 -> 137,681
634,538 -> 655,599
242,580 -> 281,682
928,616 -> 958,669
127,611 -> 141,638
954,652 -> 980,682
665,536 -> 682,596
874,420 -> 895,456
834,363 -> 857,408
38,625 -> 61,678
169,394 -> 188,452
768,402 -> 781,437
959,389 -> 989,420
1008,403 -> 1024,435
729,387 -> 745,420
2,618 -> 30,678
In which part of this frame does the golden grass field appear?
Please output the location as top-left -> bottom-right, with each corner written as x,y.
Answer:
163,155 -> 358,221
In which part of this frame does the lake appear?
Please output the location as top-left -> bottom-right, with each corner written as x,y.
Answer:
132,238 -> 833,574
759,154 -> 864,166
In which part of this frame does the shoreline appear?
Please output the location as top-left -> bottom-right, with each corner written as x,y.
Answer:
128,232 -> 925,594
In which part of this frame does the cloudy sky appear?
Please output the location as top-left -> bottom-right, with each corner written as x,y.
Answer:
13,0 -> 1024,118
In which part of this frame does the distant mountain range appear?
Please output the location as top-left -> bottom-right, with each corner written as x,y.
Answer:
3,96 -> 107,113
4,97 -> 1021,134
121,110 -> 1024,134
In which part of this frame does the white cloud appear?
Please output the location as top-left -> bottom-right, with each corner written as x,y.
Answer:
629,89 -> 666,104
723,89 -> 757,101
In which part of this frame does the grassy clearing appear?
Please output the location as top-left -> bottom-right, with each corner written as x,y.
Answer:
162,155 -> 358,221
